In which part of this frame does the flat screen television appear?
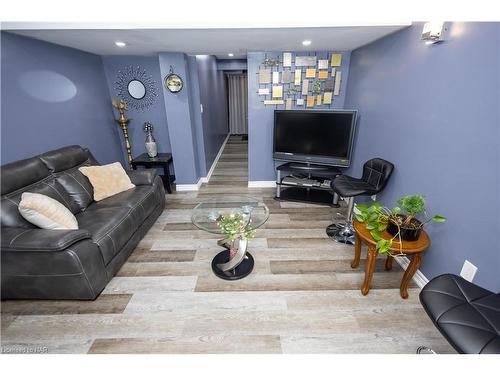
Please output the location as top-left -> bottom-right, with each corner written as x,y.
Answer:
273,110 -> 358,167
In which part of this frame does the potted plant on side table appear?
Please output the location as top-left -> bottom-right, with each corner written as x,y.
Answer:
355,194 -> 446,256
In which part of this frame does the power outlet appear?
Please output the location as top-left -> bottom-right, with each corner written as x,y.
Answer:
460,260 -> 478,282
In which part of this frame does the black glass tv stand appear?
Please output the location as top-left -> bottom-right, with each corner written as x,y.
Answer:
275,162 -> 343,207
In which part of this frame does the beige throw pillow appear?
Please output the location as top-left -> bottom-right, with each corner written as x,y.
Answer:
19,192 -> 78,230
79,162 -> 135,201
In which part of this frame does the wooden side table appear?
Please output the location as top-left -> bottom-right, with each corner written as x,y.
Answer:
131,153 -> 174,194
352,220 -> 430,299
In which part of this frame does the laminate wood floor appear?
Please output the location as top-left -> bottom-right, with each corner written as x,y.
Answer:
0,136 -> 454,354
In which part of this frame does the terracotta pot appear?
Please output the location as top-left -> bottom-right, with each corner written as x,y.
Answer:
386,215 -> 422,242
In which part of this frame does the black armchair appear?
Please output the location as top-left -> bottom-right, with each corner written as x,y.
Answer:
326,158 -> 394,244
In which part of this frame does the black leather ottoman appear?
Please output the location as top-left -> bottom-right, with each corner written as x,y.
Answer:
420,274 -> 500,354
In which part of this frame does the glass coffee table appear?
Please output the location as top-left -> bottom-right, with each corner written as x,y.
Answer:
191,196 -> 269,280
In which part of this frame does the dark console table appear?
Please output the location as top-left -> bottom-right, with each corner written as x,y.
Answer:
131,153 -> 174,194
275,162 -> 342,207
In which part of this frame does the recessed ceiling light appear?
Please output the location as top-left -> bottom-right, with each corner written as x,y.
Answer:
115,41 -> 127,47
302,40 -> 312,46
228,53 -> 234,57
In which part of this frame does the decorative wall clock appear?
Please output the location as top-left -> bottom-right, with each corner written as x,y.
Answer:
164,66 -> 183,93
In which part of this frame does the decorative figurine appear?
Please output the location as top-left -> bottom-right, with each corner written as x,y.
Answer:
111,98 -> 133,168
143,122 -> 158,158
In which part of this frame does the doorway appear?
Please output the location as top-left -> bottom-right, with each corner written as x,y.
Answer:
226,72 -> 248,136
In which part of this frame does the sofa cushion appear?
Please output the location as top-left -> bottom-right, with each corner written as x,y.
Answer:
86,185 -> 159,220
19,192 -> 79,230
76,206 -> 143,265
1,157 -> 50,196
38,145 -> 91,173
1,177 -> 76,229
39,146 -> 99,213
127,169 -> 157,186
79,162 -> 135,201
55,168 -> 95,213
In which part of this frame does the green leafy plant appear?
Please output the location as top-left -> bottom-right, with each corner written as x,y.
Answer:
216,213 -> 256,259
354,202 -> 398,255
397,194 -> 446,227
216,213 -> 256,242
355,195 -> 446,255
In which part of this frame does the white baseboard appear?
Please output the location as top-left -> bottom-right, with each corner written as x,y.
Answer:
176,179 -> 203,191
177,134 -> 230,190
394,256 -> 429,289
200,133 -> 230,184
248,181 -> 276,188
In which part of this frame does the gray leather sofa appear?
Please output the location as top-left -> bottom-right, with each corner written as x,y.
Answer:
1,145 -> 166,300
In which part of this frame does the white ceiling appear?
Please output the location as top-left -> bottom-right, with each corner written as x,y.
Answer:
6,25 -> 409,59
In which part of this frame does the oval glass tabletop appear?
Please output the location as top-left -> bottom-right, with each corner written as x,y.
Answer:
191,196 -> 270,234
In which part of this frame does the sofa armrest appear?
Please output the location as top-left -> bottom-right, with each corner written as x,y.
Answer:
1,228 -> 91,252
127,169 -> 157,186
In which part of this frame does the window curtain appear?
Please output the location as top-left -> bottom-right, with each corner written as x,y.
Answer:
227,74 -> 248,134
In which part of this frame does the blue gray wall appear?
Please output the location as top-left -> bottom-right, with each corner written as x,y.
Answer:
102,56 -> 172,164
156,53 -> 228,184
158,52 -> 201,184
217,59 -> 248,71
187,56 -> 207,177
197,55 -> 229,172
102,54 -> 227,180
1,32 -> 124,165
247,51 -> 351,181
345,23 -> 500,290
1,32 -> 227,184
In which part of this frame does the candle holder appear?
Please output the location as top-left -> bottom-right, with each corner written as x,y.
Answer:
112,98 -> 133,168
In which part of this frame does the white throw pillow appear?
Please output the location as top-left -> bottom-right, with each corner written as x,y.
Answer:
19,192 -> 78,230
79,162 -> 135,201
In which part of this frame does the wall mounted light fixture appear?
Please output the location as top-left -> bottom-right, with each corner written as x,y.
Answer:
421,22 -> 446,44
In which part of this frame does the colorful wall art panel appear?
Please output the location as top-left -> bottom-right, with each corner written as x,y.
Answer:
256,51 -> 348,108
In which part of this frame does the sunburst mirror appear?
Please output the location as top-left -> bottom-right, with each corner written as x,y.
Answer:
115,66 -> 158,111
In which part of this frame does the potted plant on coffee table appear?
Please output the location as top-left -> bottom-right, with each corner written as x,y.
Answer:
355,194 -> 445,256
216,212 -> 256,259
